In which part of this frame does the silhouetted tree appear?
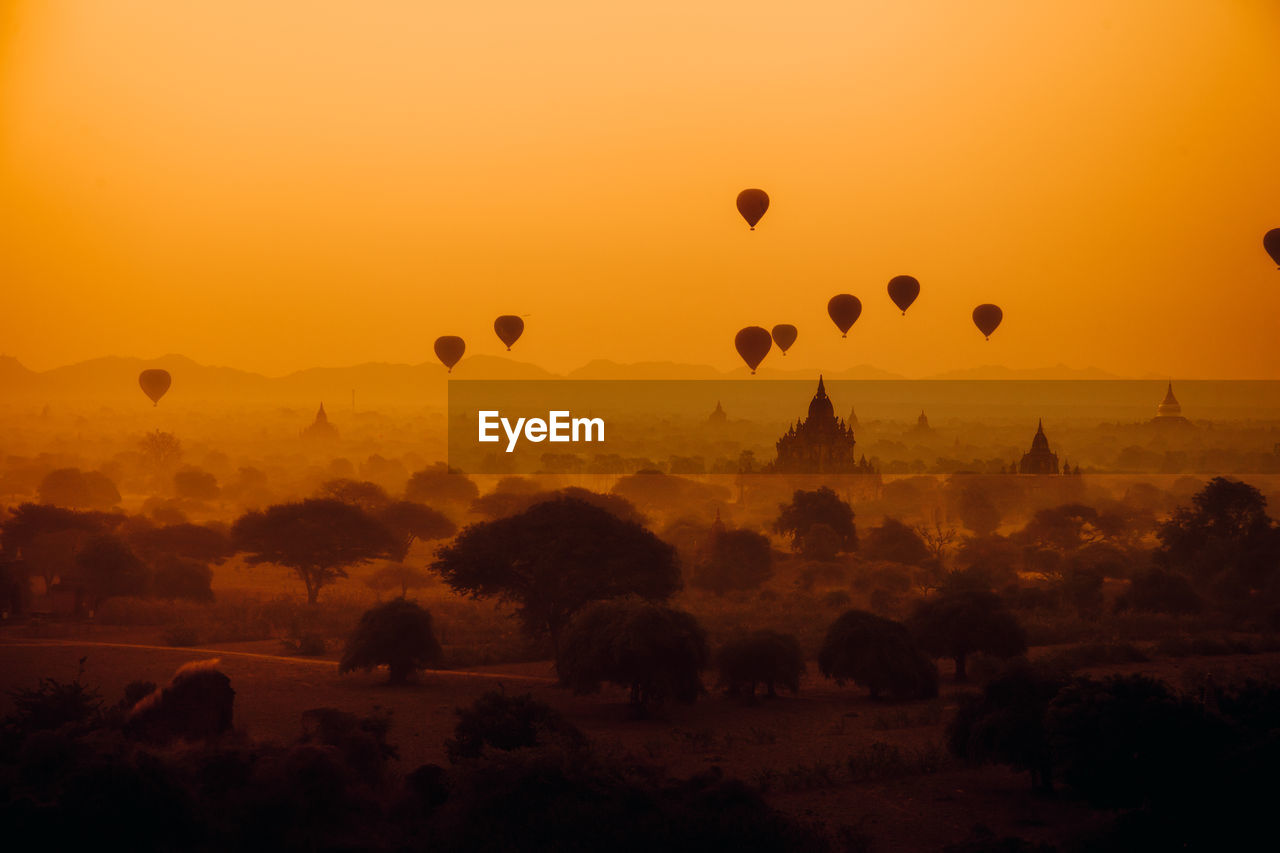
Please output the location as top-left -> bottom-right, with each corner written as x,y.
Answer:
909,587 -> 1026,681
173,467 -> 219,500
947,660 -> 1064,791
433,497 -> 680,653
1046,674 -> 1218,808
818,609 -> 938,699
1116,567 -> 1203,614
472,486 -> 645,524
691,527 -> 772,594
319,478 -> 391,512
774,487 -> 857,553
1156,477 -> 1280,604
405,463 -> 479,507
126,522 -> 233,565
557,598 -> 708,711
232,499 -> 395,604
340,598 -> 441,684
139,429 -> 182,471
72,534 -> 148,613
38,468 -> 121,509
953,534 -> 1022,585
862,517 -> 932,565
151,556 -> 214,602
375,500 -> 456,562
716,630 -> 804,699
445,691 -> 587,763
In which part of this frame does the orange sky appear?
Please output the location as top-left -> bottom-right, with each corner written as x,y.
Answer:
2,1 -> 1279,378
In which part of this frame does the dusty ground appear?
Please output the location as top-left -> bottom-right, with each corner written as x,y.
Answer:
7,629 -> 1273,849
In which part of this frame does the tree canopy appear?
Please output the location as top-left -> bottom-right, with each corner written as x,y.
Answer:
432,497 -> 680,652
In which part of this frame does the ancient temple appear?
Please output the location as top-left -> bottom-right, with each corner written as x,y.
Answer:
301,403 -> 340,441
708,401 -> 727,425
911,410 -> 932,434
771,377 -> 875,474
1151,382 -> 1190,426
1018,419 -> 1059,474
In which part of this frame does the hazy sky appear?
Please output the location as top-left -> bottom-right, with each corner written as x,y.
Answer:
3,1 -> 1279,377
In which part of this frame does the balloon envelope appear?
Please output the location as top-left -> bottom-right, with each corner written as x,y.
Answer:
827,294 -> 862,337
736,188 -> 769,229
494,316 -> 524,350
771,324 -> 798,354
1265,229 -> 1280,268
138,369 -> 171,406
735,326 -> 773,373
434,336 -> 465,372
972,304 -> 1003,340
887,275 -> 920,314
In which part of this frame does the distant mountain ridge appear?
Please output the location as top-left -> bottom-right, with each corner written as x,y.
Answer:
0,353 -> 1160,405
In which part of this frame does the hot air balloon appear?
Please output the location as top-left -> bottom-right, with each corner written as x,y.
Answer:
735,326 -> 772,374
887,275 -> 920,315
736,189 -> 769,230
494,316 -> 524,351
434,336 -> 465,372
139,369 -> 171,406
1265,229 -> 1280,268
827,294 -> 862,337
972,304 -> 1003,340
771,324 -> 798,355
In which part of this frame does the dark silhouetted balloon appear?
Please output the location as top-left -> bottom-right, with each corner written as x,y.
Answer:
827,294 -> 862,337
735,326 -> 773,374
434,336 -> 465,372
736,189 -> 769,230
139,369 -> 171,406
972,304 -> 1003,340
494,316 -> 524,351
771,324 -> 797,355
1265,229 -> 1280,268
887,275 -> 920,315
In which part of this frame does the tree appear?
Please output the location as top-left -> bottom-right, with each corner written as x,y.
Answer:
433,498 -> 681,653
38,468 -> 121,509
799,523 -> 841,561
139,430 -> 182,471
405,463 -> 479,507
374,500 -> 457,562
1046,674 -> 1216,808
126,522 -> 234,565
444,691 -> 587,762
173,468 -> 220,500
818,609 -> 938,699
947,660 -> 1064,791
557,598 -> 708,710
909,587 -> 1026,681
691,528 -> 772,594
472,486 -> 644,524
715,630 -> 804,699
953,535 -> 1022,587
150,557 -> 214,602
0,503 -> 120,592
72,534 -> 149,612
862,517 -> 932,565
774,488 -> 856,553
340,598 -> 441,684
1156,477 -> 1279,603
915,518 -> 958,563
232,499 -> 396,604
1116,567 -> 1203,614
319,479 -> 391,512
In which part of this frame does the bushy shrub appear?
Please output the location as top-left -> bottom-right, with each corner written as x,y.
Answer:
818,609 -> 938,699
340,599 -> 441,684
445,691 -> 587,763
715,630 -> 805,699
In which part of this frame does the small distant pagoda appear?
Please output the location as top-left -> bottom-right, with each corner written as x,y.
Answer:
771,377 -> 876,474
910,410 -> 933,435
1151,382 -> 1190,426
1018,420 -> 1059,474
708,401 -> 728,426
301,403 -> 340,441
